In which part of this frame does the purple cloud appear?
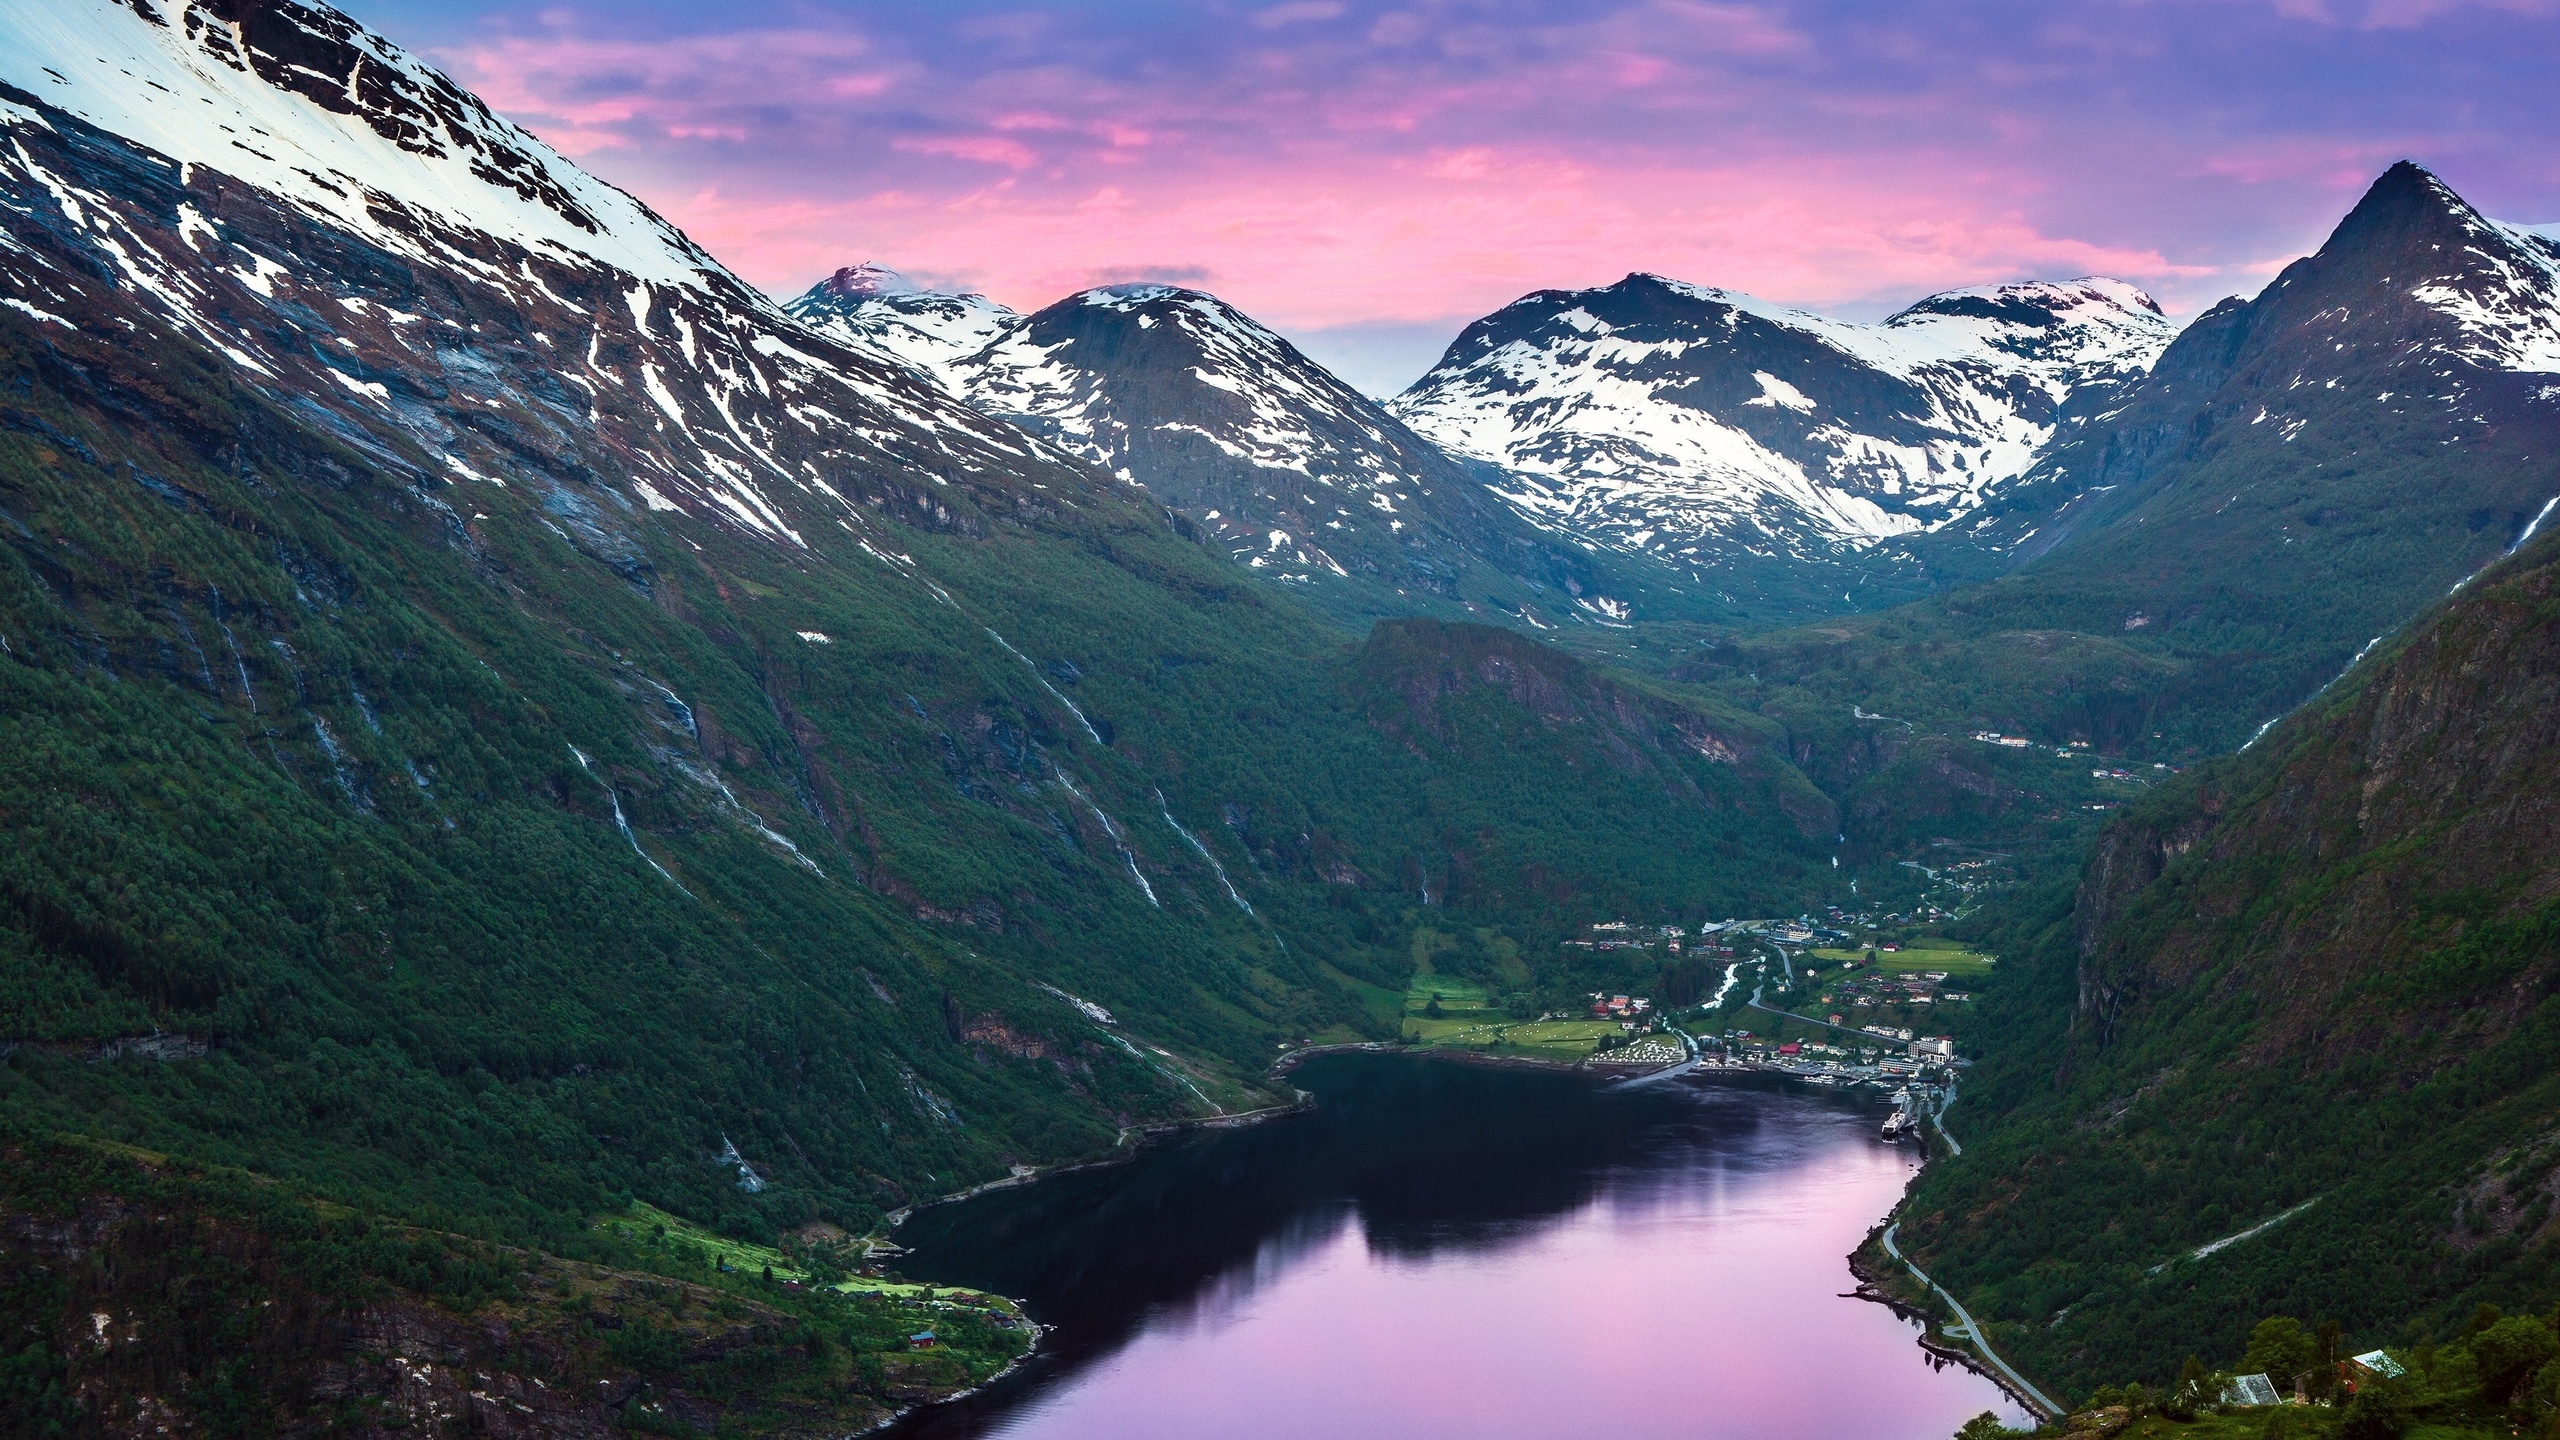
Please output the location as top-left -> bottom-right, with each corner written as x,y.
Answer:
340,0 -> 2560,392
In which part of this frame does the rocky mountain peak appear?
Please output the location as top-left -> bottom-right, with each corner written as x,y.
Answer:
1086,282 -> 1194,306
1887,278 -> 2166,331
1921,163 -> 2560,731
2323,159 -> 2480,256
2281,162 -> 2560,377
806,263 -> 927,304
2239,162 -> 2560,355
980,285 -> 1341,398
782,268 -> 1017,376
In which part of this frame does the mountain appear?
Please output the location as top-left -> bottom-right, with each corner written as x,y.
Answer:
1952,163 -> 2560,579
785,262 -> 1016,378
791,274 -> 1679,630
0,0 -> 1087,556
1680,162 -> 2560,828
11,1 -> 2558,1430
1884,518 -> 2560,1400
1391,273 -> 2175,613
0,9 -> 1852,1428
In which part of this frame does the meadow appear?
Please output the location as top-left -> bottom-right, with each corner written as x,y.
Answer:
1399,977 -> 1623,1059
1810,939 -> 1999,975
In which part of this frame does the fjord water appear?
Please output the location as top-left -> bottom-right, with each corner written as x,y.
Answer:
890,1054 -> 2029,1438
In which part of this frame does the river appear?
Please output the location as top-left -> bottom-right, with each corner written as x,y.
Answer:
886,1053 -> 2032,1439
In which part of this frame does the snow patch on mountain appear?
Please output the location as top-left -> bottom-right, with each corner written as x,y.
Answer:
2411,214 -> 2560,376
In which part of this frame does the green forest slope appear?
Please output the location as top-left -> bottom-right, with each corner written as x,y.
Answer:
1894,524 -> 2560,1400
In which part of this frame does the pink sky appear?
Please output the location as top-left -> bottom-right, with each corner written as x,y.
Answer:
348,0 -> 2560,391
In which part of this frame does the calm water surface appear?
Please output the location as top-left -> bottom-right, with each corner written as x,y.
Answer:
889,1054 -> 2028,1440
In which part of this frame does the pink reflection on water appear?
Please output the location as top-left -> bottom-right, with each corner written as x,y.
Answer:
983,1088 -> 2029,1439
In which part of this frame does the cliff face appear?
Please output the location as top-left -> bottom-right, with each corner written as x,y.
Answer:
2074,527 -> 2560,1067
1893,526 -> 2560,1398
2068,803 -> 2218,1042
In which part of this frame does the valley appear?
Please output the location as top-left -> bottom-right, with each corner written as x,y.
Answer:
0,2 -> 2557,1437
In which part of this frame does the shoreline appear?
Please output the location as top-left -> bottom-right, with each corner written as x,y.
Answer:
883,1088 -> 1319,1233
854,1326 -> 1052,1439
1278,1037 -> 1712,1080
1274,1039 -> 1628,1078
885,1038 -> 1899,1243
892,1039 -> 1636,1240
1844,1244 -> 2053,1419
863,1081 -> 1321,1435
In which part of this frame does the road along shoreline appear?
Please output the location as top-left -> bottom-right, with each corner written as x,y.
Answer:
1866,1222 -> 2064,1420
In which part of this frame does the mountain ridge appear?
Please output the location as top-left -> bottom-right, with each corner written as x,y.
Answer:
1942,160 -> 2560,576
789,271 -> 1682,629
1387,270 -> 2176,613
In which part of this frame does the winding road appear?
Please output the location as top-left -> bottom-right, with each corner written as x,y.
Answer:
1879,1222 -> 2061,1419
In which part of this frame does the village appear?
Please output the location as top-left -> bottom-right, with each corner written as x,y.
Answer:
1404,907 -> 1988,1141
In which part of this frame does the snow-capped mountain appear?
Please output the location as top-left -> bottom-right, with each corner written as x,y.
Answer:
1856,162 -> 2560,754
1390,274 -> 2175,582
0,0 -> 1075,561
1954,162 -> 2560,575
952,285 -> 1566,598
786,264 -> 1016,378
787,273 -> 1636,625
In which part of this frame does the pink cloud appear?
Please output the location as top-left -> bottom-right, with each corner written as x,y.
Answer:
1255,2 -> 1349,30
436,24 -> 908,154
2275,0 -> 2560,26
402,0 -> 2560,348
896,135 -> 1041,169
655,146 -> 2228,338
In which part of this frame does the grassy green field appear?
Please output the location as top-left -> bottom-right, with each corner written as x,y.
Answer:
1809,942 -> 1998,975
1882,944 -> 1996,975
1397,977 -> 1621,1058
1404,977 -> 1496,1014
606,1202 -> 1016,1313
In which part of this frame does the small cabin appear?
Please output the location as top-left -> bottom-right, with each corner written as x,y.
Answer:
908,1330 -> 937,1350
2223,1373 -> 2281,1407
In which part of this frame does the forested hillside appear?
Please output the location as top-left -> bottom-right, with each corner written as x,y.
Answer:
1892,523 -> 2560,1398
